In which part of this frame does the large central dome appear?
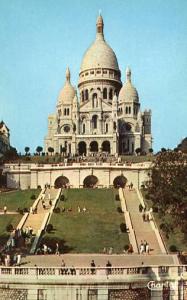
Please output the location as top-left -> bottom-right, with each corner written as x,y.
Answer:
80,15 -> 119,72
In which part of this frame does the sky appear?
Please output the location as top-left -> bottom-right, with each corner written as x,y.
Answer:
0,0 -> 187,153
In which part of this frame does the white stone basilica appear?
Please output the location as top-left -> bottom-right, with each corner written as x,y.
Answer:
44,15 -> 152,156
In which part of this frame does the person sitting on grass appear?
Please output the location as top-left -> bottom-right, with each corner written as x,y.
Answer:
83,207 -> 87,213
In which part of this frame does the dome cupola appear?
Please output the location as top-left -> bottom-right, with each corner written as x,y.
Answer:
79,14 -> 120,73
57,67 -> 75,105
118,68 -> 139,103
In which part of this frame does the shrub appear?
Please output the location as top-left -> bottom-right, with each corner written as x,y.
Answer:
169,245 -> 177,252
145,193 -> 150,200
60,195 -> 65,201
153,206 -> 158,213
37,185 -> 41,189
120,223 -> 127,232
115,194 -> 120,201
23,208 -> 29,213
6,224 -> 13,232
117,207 -> 123,213
53,207 -> 60,213
30,194 -> 36,200
124,244 -> 129,251
46,223 -> 53,233
19,209 -> 24,215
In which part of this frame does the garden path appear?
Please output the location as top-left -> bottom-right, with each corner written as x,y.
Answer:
124,188 -> 163,255
22,188 -> 58,234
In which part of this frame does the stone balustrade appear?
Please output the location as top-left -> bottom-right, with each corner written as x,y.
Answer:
0,265 -> 185,280
4,162 -> 151,170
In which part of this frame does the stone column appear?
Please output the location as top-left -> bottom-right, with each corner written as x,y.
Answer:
98,288 -> 108,300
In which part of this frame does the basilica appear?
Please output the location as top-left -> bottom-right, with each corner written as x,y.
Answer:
44,15 -> 152,156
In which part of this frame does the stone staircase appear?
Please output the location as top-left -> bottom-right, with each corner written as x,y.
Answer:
23,188 -> 58,234
123,189 -> 163,254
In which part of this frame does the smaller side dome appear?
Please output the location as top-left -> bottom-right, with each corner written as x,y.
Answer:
118,68 -> 139,103
57,67 -> 75,105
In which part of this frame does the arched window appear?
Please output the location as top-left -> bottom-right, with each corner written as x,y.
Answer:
85,89 -> 88,100
92,93 -> 97,108
64,108 -> 66,116
129,106 -> 131,114
106,123 -> 108,133
103,88 -> 107,99
83,123 -> 85,134
109,89 -> 113,100
67,108 -> 69,115
125,107 -> 128,114
82,91 -> 84,101
92,115 -> 98,129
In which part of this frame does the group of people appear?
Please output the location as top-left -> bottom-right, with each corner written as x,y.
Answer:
42,198 -> 52,210
90,260 -> 112,275
1,253 -> 21,266
77,206 -> 87,213
139,240 -> 150,254
102,247 -> 113,255
37,242 -> 60,255
7,225 -> 33,251
128,182 -> 134,190
142,208 -> 153,222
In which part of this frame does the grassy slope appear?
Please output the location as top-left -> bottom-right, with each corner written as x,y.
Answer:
0,189 -> 40,211
44,189 -> 129,253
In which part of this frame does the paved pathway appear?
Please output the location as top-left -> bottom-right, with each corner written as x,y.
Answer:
23,188 -> 58,234
0,211 -> 19,215
124,188 -> 162,255
22,253 -> 179,267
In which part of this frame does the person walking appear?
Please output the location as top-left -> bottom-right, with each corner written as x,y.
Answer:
90,260 -> 96,275
4,206 -> 7,214
143,240 -> 147,253
140,241 -> 144,254
106,260 -> 112,275
146,243 -> 150,254
55,243 -> 60,255
17,253 -> 21,266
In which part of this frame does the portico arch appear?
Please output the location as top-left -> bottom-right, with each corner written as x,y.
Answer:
102,141 -> 110,153
113,175 -> 127,189
83,175 -> 98,188
54,176 -> 70,188
90,141 -> 98,152
78,141 -> 87,155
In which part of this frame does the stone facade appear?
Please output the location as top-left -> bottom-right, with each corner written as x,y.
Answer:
4,162 -> 151,190
44,15 -> 152,156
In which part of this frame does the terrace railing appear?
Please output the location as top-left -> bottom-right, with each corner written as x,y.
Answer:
0,265 -> 186,280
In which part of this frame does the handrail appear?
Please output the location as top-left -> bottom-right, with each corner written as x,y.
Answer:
0,265 -> 186,278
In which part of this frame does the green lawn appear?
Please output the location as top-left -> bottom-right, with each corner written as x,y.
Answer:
141,189 -> 187,252
43,188 -> 129,253
0,189 -> 40,211
0,214 -> 22,246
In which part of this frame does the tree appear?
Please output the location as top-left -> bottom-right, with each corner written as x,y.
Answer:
113,176 -> 127,188
48,147 -> 54,156
149,148 -> 153,154
147,150 -> 187,226
36,146 -> 43,156
3,146 -> 19,161
25,147 -> 30,156
135,148 -> 141,155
